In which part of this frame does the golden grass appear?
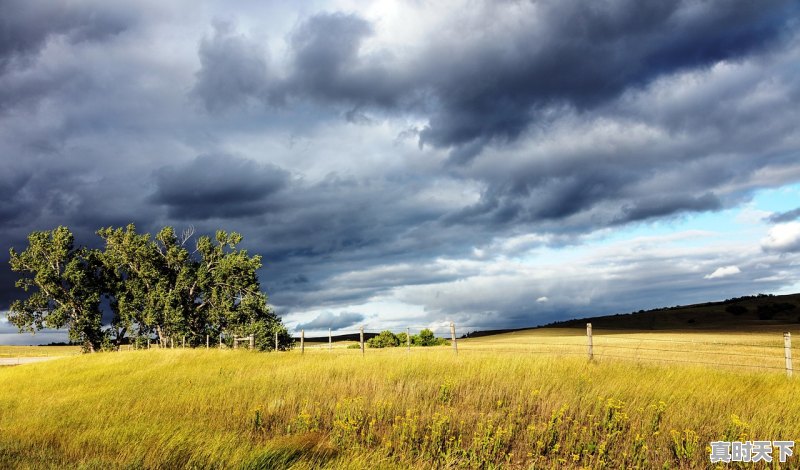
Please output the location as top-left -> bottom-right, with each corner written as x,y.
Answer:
0,328 -> 799,469
0,345 -> 81,358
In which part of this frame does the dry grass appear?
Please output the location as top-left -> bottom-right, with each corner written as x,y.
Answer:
0,345 -> 81,358
0,328 -> 799,468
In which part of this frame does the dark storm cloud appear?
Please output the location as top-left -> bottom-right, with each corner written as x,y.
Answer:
0,2 -> 136,114
185,0 -> 800,228
769,208 -> 800,223
618,193 -> 723,223
286,12 -> 405,108
2,1 -> 800,337
0,1 -> 133,73
420,0 -> 796,161
192,1 -> 798,162
191,21 -> 273,113
0,314 -> 68,345
151,154 -> 290,220
295,311 -> 365,331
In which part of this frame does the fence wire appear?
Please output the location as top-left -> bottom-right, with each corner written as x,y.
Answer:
290,326 -> 796,376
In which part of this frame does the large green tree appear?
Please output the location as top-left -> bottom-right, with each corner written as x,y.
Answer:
8,227 -> 106,352
97,225 -> 163,347
99,226 -> 286,348
10,224 -> 290,352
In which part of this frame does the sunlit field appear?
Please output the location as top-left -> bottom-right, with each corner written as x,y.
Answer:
1,328 -> 799,469
0,345 -> 80,358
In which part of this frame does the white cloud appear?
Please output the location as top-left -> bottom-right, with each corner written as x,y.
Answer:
762,222 -> 800,252
704,265 -> 741,279
536,296 -> 549,303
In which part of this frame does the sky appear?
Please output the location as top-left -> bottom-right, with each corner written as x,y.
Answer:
2,0 -> 800,344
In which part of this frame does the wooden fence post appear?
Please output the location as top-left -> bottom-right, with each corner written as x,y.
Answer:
170,337 -> 174,349
329,328 -> 332,350
249,334 -> 255,350
587,323 -> 593,361
301,330 -> 305,354
785,332 -> 793,378
206,335 -> 209,349
450,322 -> 458,355
182,336 -> 185,348
219,333 -> 223,349
407,327 -> 411,352
360,326 -> 365,355
274,331 -> 278,352
233,335 -> 238,349
147,338 -> 150,349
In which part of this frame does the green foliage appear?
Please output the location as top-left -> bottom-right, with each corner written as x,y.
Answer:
367,330 -> 399,348
8,227 -> 106,352
412,328 -> 448,346
9,224 -> 289,352
361,329 -> 447,348
233,316 -> 293,351
396,332 -> 409,345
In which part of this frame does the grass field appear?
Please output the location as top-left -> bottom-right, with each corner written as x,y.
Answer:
1,328 -> 799,469
0,345 -> 81,358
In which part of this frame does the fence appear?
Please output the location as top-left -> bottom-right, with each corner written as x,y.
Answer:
122,322 -> 798,378
287,322 -> 797,378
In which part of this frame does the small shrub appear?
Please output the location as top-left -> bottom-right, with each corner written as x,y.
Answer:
396,332 -> 409,345
367,331 -> 400,348
412,329 -> 448,346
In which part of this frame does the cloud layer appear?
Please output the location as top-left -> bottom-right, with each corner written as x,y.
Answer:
1,0 -> 800,340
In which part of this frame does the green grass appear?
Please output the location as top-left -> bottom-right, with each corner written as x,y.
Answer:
1,329 -> 799,468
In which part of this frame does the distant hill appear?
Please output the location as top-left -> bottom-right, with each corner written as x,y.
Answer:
548,293 -> 800,330
462,293 -> 800,338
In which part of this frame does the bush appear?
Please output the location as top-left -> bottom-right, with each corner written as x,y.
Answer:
367,330 -> 400,348
396,332 -> 409,346
412,328 -> 448,347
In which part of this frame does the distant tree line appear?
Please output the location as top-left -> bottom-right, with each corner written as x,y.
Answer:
8,225 -> 290,352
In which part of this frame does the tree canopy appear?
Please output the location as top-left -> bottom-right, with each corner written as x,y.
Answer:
8,225 -> 290,352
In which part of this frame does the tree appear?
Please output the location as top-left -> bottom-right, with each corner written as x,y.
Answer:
8,227 -> 106,352
10,224 -> 291,352
193,230 -> 265,345
96,224 -> 290,350
227,298 -> 292,351
150,226 -> 195,347
97,225 -> 161,347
